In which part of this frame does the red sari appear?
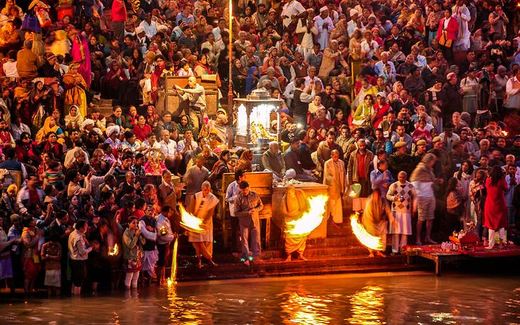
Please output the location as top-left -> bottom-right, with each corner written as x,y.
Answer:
483,177 -> 508,230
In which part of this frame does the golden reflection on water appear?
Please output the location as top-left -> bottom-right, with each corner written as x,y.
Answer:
280,285 -> 332,325
347,285 -> 385,325
167,285 -> 208,325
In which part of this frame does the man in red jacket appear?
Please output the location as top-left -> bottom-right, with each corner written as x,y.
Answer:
437,8 -> 459,61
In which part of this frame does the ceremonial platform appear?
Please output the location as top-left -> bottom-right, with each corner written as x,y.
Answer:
404,244 -> 520,275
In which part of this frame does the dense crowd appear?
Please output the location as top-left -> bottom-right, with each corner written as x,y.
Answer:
0,0 -> 519,297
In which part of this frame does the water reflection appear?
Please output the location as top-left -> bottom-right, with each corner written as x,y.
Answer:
279,285 -> 332,325
2,274 -> 520,324
167,285 -> 212,324
347,285 -> 385,325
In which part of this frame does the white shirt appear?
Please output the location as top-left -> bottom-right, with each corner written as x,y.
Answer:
347,20 -> 363,37
225,181 -> 241,216
212,27 -> 228,42
177,139 -> 198,153
138,20 -> 158,39
281,0 -> 306,27
2,60 -> 18,78
361,39 -> 379,59
304,76 -> 324,89
284,81 -> 296,100
160,139 -> 177,157
505,76 -> 520,109
412,181 -> 434,198
10,122 -> 30,140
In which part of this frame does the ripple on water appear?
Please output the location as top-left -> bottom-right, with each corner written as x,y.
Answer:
1,274 -> 519,324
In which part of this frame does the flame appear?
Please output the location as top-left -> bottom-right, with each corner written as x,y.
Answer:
168,236 -> 179,286
108,243 -> 119,256
286,195 -> 328,237
179,204 -> 204,233
350,214 -> 384,251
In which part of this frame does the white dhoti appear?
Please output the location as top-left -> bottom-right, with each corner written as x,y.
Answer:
389,211 -> 412,235
142,249 -> 158,273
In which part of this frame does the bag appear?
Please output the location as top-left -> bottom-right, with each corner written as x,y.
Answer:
439,30 -> 452,48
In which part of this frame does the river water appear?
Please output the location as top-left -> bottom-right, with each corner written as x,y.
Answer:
1,272 -> 520,324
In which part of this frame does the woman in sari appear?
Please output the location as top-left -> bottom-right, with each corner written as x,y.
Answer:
35,116 -> 64,144
64,105 -> 84,131
63,63 -> 88,117
29,80 -> 49,115
69,28 -> 92,87
352,94 -> 375,128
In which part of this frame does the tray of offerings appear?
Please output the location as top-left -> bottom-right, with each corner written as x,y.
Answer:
449,231 -> 479,250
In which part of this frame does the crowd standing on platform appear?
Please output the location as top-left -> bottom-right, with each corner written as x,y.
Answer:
0,0 -> 519,297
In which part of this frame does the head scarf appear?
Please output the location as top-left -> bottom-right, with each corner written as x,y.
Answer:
36,116 -> 59,142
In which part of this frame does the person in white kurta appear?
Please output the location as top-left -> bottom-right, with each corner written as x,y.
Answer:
296,15 -> 317,60
452,1 -> 471,51
386,171 -> 417,253
314,7 -> 334,50
281,0 -> 306,28
188,181 -> 219,268
323,150 -> 346,223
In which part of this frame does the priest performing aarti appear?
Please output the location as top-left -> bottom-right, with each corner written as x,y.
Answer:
281,185 -> 310,261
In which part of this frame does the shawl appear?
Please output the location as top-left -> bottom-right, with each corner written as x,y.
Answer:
64,107 -> 84,129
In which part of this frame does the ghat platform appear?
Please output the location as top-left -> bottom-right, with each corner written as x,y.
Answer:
404,244 -> 520,275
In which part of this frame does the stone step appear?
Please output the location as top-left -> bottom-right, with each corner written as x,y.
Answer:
260,246 -> 368,259
306,235 -> 360,248
181,244 -> 377,263
175,255 -> 422,281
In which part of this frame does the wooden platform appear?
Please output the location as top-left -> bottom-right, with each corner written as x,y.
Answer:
404,244 -> 520,275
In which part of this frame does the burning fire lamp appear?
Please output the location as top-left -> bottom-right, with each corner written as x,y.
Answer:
179,204 -> 204,233
233,89 -> 284,150
108,243 -> 119,256
350,214 -> 384,251
167,205 -> 204,286
286,195 -> 328,237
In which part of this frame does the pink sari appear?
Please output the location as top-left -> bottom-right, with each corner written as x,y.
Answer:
71,35 -> 92,87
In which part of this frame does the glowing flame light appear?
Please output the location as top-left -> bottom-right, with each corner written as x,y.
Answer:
179,204 -> 204,233
168,236 -> 179,286
350,214 -> 384,251
108,243 -> 119,256
286,195 -> 328,237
